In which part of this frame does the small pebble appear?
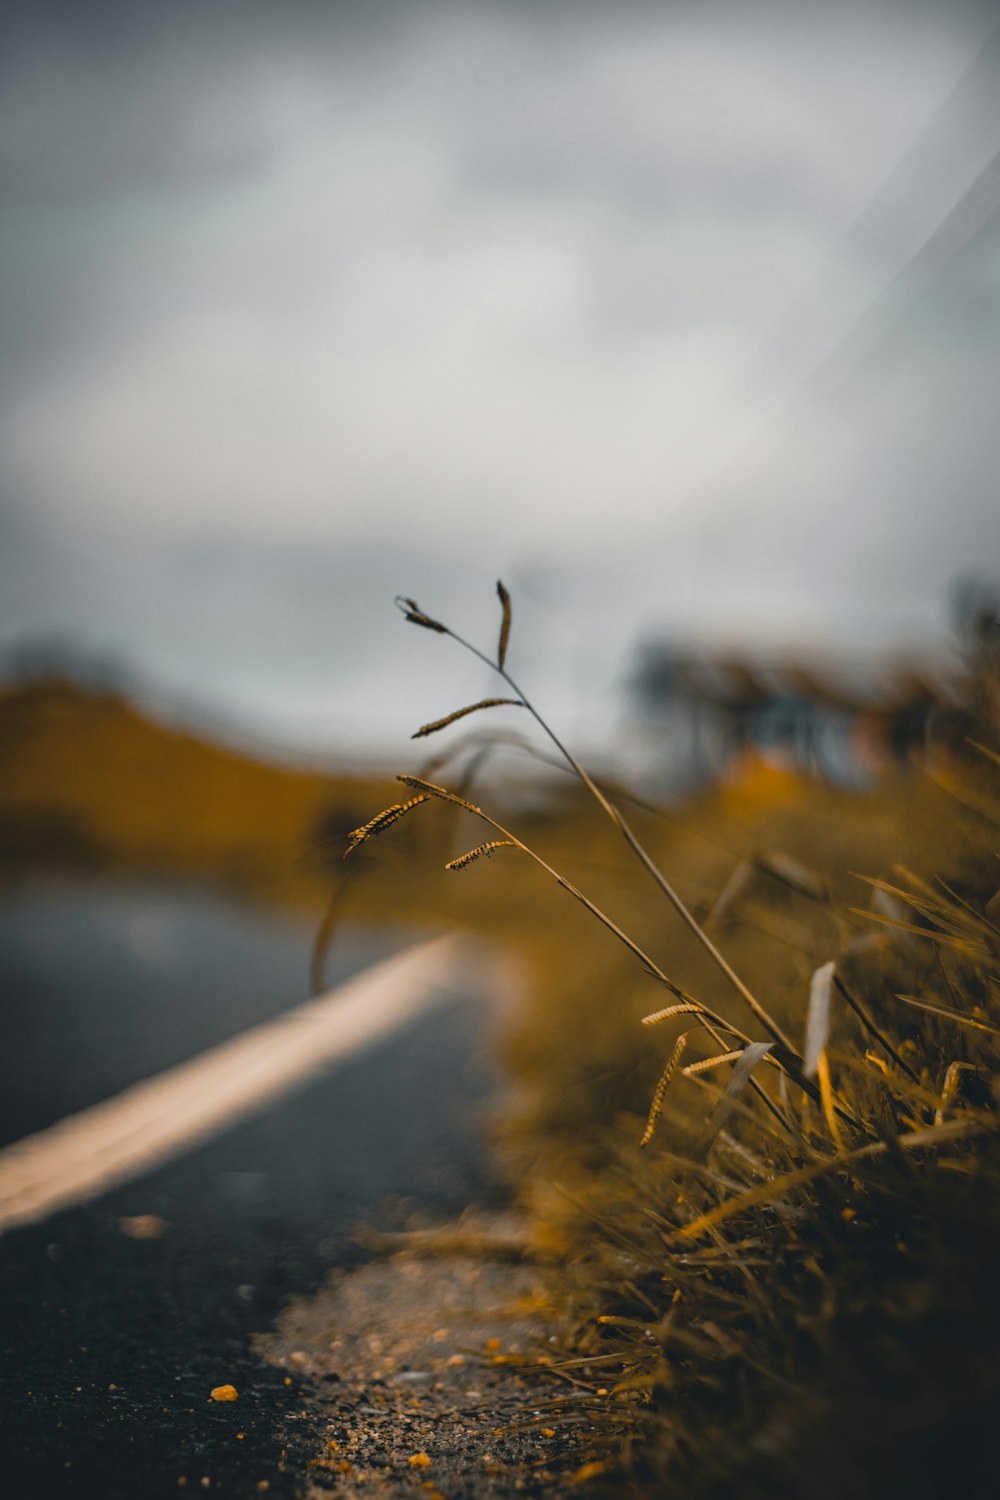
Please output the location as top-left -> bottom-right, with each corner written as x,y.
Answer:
119,1215 -> 166,1240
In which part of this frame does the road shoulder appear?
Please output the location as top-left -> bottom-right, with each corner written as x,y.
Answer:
255,1216 -> 601,1496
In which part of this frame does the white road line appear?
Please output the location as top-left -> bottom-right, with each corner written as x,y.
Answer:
0,934 -> 473,1236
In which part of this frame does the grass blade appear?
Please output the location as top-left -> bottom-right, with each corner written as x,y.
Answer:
849,908 -> 990,955
689,1041 -> 776,1160
892,992 -> 1000,1035
804,961 -> 835,1078
675,1118 -> 985,1241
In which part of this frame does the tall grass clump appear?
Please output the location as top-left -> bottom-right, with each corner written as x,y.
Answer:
346,582 -> 1000,1498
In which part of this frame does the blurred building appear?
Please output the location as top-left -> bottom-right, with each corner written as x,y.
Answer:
626,639 -> 967,795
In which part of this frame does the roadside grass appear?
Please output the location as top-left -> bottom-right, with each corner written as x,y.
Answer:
342,583 -> 1000,1498
7,607 -> 996,1495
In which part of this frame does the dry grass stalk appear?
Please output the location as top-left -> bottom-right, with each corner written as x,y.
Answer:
892,991 -> 1000,1034
396,773 -> 483,817
394,581 -> 801,1062
387,581 -> 841,1134
674,1117 -> 987,1243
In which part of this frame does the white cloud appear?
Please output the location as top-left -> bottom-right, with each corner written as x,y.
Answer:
1,0 -> 997,743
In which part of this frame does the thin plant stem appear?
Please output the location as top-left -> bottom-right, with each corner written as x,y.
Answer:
400,776 -> 797,1138
398,601 -> 863,1132
833,975 -> 922,1088
436,621 -> 801,1061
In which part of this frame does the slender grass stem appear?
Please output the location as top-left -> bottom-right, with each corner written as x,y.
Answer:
439,622 -> 801,1061
833,975 -> 922,1088
397,595 -> 861,1133
400,774 -> 797,1138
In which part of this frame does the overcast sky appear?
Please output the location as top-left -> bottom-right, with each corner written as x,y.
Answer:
1,0 -> 998,760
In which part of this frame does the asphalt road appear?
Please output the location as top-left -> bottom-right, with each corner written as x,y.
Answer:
0,879 -> 507,1499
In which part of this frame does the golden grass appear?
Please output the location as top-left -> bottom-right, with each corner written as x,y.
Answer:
345,580 -> 1000,1499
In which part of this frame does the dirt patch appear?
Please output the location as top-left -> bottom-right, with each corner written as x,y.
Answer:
253,1223 -> 604,1497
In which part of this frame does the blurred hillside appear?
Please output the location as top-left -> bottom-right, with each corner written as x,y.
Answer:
0,677 -> 392,904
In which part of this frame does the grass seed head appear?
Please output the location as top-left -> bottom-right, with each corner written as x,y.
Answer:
412,699 -> 524,739
397,774 -> 483,816
343,794 -> 430,857
445,840 -> 517,872
395,595 -> 448,633
681,1050 -> 744,1077
641,1033 -> 689,1147
641,1002 -> 706,1027
496,579 -> 512,670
